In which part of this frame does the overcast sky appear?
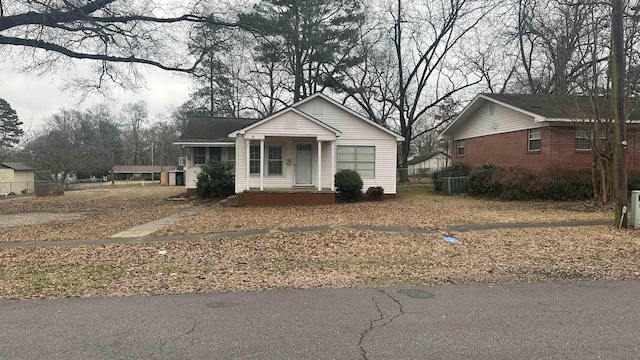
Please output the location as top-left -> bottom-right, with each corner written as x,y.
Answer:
0,60 -> 193,133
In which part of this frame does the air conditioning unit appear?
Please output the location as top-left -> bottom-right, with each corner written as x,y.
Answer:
178,157 -> 187,166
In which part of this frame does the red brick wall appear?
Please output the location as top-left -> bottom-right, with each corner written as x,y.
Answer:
452,126 -> 640,172
244,192 -> 336,206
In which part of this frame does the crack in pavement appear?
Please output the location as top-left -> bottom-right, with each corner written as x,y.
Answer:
358,290 -> 406,359
180,318 -> 199,346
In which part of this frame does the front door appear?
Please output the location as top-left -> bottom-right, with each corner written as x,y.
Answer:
295,143 -> 313,185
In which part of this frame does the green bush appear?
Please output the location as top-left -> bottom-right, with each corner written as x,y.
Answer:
196,160 -> 235,198
365,186 -> 384,201
431,162 -> 470,192
335,169 -> 363,202
468,163 -> 502,197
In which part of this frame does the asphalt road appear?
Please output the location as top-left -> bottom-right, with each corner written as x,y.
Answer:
1,280 -> 639,359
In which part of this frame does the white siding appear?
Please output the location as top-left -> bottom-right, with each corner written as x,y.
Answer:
244,111 -> 336,139
455,102 -> 539,140
408,154 -> 449,174
297,97 -> 399,194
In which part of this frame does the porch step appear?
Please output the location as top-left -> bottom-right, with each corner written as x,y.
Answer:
219,194 -> 244,207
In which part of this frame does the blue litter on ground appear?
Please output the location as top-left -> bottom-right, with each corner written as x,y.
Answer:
443,236 -> 459,244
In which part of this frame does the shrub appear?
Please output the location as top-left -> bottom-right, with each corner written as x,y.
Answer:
196,160 -> 235,198
335,169 -> 363,202
468,163 -> 502,197
431,162 -> 470,192
365,186 -> 384,201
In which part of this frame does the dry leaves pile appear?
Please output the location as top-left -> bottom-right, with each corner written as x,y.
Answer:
156,187 -> 611,236
1,226 -> 639,299
1,184 -> 637,300
0,186 -> 190,242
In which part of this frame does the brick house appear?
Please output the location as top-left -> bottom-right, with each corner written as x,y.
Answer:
440,94 -> 640,172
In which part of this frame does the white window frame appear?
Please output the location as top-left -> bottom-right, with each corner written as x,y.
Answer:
193,147 -> 206,165
456,140 -> 465,156
267,145 -> 283,176
575,128 -> 591,151
337,145 -> 375,179
249,145 -> 260,175
528,129 -> 541,152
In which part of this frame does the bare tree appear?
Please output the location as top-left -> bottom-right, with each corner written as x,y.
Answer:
0,1 -> 241,92
391,0 -> 495,183
120,101 -> 148,165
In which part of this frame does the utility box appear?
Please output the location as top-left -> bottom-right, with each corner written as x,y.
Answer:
631,190 -> 640,228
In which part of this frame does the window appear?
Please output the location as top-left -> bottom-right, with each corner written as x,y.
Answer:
456,140 -> 465,156
193,147 -> 206,165
337,145 -> 375,179
575,128 -> 591,150
267,146 -> 283,175
528,129 -> 541,151
209,147 -> 221,161
226,147 -> 236,169
249,145 -> 260,175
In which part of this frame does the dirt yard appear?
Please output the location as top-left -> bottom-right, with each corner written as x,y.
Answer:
1,185 -> 638,299
0,186 -> 191,242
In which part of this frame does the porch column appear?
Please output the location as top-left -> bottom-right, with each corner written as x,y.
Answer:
331,141 -> 336,191
260,139 -> 265,191
317,140 -> 322,191
245,139 -> 250,191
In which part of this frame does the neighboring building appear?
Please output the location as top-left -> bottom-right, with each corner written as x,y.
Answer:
0,162 -> 36,194
112,165 -> 178,181
407,151 -> 450,175
440,93 -> 640,172
175,93 -> 404,204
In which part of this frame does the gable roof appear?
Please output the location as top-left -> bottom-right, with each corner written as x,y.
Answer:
229,106 -> 341,137
294,93 -> 405,141
441,93 -> 640,138
407,151 -> 450,166
1,162 -> 34,171
177,117 -> 260,143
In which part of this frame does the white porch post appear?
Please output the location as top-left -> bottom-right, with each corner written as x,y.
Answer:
260,139 -> 265,191
245,139 -> 250,191
331,141 -> 336,191
317,140 -> 322,191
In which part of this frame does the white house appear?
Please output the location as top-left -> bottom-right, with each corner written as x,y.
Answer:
0,162 -> 35,195
174,93 -> 404,205
407,152 -> 450,175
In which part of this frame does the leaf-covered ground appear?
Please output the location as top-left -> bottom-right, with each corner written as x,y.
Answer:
0,186 -> 190,242
1,226 -> 638,299
155,186 -> 612,236
1,184 -> 637,300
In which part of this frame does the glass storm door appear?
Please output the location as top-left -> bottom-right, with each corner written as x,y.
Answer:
295,144 -> 313,185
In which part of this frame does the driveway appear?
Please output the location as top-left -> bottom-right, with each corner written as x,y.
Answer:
2,280 -> 639,359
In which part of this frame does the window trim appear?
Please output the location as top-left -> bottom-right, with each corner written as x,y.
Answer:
336,145 -> 376,179
575,128 -> 591,151
528,129 -> 541,152
267,145 -> 284,176
456,140 -> 465,157
249,145 -> 261,175
193,147 -> 206,165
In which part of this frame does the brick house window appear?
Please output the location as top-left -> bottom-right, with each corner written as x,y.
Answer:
193,147 -> 206,165
575,128 -> 591,150
528,129 -> 541,151
456,140 -> 465,156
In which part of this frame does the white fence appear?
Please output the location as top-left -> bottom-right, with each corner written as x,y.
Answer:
0,181 -> 35,195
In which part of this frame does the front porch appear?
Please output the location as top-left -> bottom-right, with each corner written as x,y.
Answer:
242,188 -> 336,206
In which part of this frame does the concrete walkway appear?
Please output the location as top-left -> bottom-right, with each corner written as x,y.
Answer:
0,218 -> 612,249
110,205 -> 207,238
